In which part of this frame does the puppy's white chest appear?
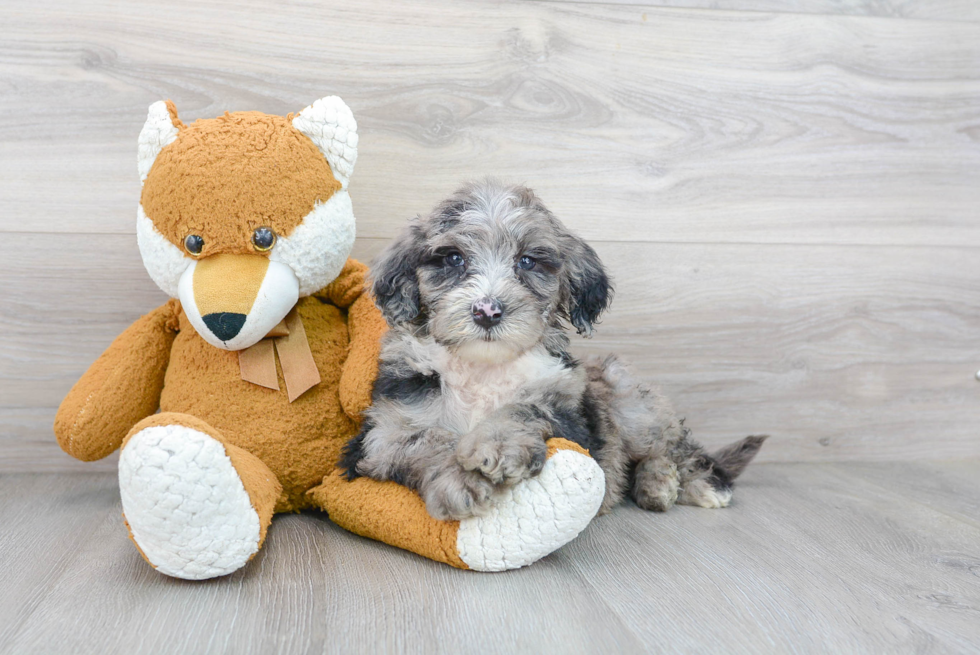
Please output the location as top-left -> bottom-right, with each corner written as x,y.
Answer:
439,350 -> 563,432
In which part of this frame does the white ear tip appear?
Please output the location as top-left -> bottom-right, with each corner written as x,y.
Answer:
137,100 -> 179,183
292,96 -> 358,188
146,100 -> 169,119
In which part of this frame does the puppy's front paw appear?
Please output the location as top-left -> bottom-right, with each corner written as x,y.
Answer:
456,426 -> 548,486
422,466 -> 496,520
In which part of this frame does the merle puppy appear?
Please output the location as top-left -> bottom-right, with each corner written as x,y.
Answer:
342,180 -> 766,520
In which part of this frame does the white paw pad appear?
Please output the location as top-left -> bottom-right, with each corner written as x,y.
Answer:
118,425 -> 261,580
456,449 -> 605,572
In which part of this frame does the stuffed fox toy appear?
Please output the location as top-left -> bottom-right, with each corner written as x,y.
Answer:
53,96 -> 605,579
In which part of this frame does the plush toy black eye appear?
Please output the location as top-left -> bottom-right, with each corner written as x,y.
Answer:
251,227 -> 277,252
445,251 -> 465,268
184,234 -> 204,256
518,255 -> 536,270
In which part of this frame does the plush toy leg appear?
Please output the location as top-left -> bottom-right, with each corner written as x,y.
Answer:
118,413 -> 281,580
309,438 -> 604,571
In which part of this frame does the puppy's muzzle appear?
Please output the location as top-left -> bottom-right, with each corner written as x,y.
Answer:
472,296 -> 503,330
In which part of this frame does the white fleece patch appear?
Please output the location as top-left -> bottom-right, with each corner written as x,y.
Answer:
137,100 -> 179,183
270,189 -> 355,297
178,259 -> 300,351
292,96 -> 358,189
457,449 -> 605,572
118,424 -> 261,580
136,204 -> 190,298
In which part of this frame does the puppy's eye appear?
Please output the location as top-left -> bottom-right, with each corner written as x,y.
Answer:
445,251 -> 465,268
184,234 -> 204,256
251,227 -> 277,252
518,255 -> 536,270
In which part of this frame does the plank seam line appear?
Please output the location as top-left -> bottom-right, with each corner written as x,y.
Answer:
530,0 -> 980,27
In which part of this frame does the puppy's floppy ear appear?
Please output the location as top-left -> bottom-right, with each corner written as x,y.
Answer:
561,232 -> 613,336
371,222 -> 426,325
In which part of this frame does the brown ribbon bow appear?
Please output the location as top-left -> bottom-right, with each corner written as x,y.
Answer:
238,308 -> 321,402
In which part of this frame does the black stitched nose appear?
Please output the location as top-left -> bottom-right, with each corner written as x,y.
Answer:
202,312 -> 246,341
471,297 -> 503,329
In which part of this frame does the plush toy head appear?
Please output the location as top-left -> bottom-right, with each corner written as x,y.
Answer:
135,97 -> 359,350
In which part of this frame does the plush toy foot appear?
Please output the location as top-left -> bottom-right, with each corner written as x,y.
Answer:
311,438 -> 604,571
455,438 -> 605,571
118,413 -> 280,580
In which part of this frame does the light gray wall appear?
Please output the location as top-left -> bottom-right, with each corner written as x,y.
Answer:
2,0 -> 978,472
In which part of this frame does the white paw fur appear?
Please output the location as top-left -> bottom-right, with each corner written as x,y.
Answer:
679,479 -> 733,509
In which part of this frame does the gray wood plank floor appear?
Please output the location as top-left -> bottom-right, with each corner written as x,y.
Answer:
2,461 -> 978,654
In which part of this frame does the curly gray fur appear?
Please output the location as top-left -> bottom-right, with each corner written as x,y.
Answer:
342,180 -> 766,519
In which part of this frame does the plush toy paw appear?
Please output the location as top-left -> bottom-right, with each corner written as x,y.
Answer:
455,441 -> 605,571
118,423 -> 262,580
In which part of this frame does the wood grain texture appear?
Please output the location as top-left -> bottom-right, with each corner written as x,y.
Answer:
545,0 -> 980,23
1,463 -> 978,653
566,460 -> 980,653
1,1 -> 978,246
1,0 -> 978,471
3,234 -> 977,470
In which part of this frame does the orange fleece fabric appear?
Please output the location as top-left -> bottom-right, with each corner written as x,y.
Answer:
140,109 -> 340,257
54,301 -> 180,461
55,255 -> 464,570
310,437 -> 592,569
55,259 -> 383,512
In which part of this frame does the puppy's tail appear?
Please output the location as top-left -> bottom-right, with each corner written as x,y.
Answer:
710,435 -> 768,480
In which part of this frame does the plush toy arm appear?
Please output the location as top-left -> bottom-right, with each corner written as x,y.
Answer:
339,292 -> 387,420
54,300 -> 179,461
310,438 -> 604,571
313,258 -> 388,420
313,258 -> 371,310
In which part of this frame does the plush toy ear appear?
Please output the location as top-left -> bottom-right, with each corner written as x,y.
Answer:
137,100 -> 182,183
292,96 -> 359,189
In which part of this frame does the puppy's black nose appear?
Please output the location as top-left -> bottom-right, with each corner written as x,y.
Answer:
472,297 -> 503,329
202,312 -> 247,341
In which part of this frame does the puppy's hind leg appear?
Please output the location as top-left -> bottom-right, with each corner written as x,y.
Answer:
585,355 -> 682,512
631,454 -> 679,512
676,435 -> 769,509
